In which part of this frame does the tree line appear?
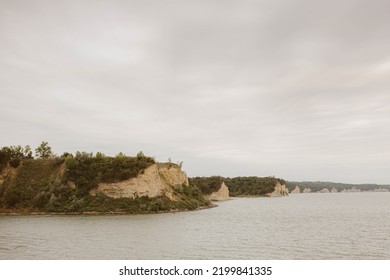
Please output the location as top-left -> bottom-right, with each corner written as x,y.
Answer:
0,141 -> 54,170
189,176 -> 286,196
285,181 -> 390,192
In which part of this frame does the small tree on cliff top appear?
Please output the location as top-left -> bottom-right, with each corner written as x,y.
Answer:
35,141 -> 53,158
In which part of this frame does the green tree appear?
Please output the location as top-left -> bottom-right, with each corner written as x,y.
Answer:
116,152 -> 125,158
7,145 -> 33,159
10,145 -> 24,158
0,147 -> 12,170
136,151 -> 145,159
23,145 -> 33,159
61,152 -> 73,158
35,141 -> 53,158
95,152 -> 105,159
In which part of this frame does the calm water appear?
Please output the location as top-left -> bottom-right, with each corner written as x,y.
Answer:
1,192 -> 389,259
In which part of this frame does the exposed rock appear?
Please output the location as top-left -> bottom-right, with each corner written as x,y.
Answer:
90,163 -> 188,199
67,181 -> 76,189
290,186 -> 301,194
341,187 -> 361,193
268,181 -> 289,197
331,187 -> 338,193
206,182 -> 230,201
302,188 -> 312,193
318,188 -> 330,193
373,188 -> 390,192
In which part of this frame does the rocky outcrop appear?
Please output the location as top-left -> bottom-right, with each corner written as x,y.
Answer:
318,188 -> 330,193
268,181 -> 289,197
331,187 -> 338,193
205,182 -> 230,201
341,187 -> 361,193
90,163 -> 188,200
290,186 -> 301,194
373,188 -> 390,192
303,188 -> 312,193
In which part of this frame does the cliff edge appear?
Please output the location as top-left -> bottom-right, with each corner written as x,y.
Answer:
0,157 -> 210,214
290,186 -> 301,194
90,163 -> 188,200
267,180 -> 289,197
205,182 -> 230,201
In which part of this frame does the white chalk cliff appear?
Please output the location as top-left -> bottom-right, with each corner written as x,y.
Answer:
268,181 -> 289,197
318,188 -> 330,193
90,163 -> 188,200
205,182 -> 230,201
290,186 -> 301,194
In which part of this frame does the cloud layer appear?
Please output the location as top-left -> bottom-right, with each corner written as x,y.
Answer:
1,0 -> 390,183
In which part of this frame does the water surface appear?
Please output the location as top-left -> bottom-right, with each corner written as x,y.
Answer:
1,192 -> 389,259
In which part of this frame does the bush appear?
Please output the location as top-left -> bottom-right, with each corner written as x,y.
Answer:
64,154 -> 155,193
9,158 -> 21,168
4,188 -> 22,207
33,191 -> 50,209
224,176 -> 278,196
189,176 -> 224,195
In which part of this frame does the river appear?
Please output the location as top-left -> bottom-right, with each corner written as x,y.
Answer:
1,192 -> 389,259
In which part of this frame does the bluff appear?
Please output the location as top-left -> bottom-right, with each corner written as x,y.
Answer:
0,156 -> 210,214
267,180 -> 289,197
90,163 -> 189,200
205,182 -> 230,201
224,176 -> 288,197
285,181 -> 390,193
290,186 -> 301,194
190,176 -> 288,197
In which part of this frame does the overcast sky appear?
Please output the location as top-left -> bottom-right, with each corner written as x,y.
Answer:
1,0 -> 390,184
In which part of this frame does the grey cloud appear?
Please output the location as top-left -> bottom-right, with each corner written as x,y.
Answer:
1,0 -> 390,183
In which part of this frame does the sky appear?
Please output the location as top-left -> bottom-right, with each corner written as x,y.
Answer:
1,0 -> 390,184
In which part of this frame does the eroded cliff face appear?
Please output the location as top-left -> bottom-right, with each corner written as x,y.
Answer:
89,163 -> 188,200
290,186 -> 301,194
205,182 -> 230,201
341,187 -> 361,192
268,181 -> 289,197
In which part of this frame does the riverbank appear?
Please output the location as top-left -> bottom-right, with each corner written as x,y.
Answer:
0,204 -> 217,216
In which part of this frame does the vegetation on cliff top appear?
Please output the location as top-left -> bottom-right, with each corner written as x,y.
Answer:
64,151 -> 155,195
189,176 -> 224,195
0,142 -> 210,213
225,176 -> 285,196
189,175 -> 285,197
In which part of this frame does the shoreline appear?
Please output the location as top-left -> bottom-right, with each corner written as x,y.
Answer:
0,204 -> 217,216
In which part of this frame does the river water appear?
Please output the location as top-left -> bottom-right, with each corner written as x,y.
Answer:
1,192 -> 389,259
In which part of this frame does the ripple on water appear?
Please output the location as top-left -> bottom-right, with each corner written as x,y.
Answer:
0,193 -> 389,259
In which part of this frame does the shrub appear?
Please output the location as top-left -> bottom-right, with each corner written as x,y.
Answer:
64,154 -> 155,193
189,176 -> 224,195
9,158 -> 21,168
